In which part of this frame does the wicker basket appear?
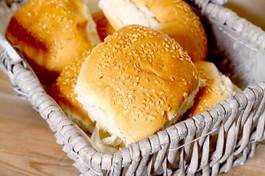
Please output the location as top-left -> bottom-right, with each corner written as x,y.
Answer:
0,0 -> 265,175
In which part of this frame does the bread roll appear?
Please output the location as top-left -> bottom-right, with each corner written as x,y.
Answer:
99,0 -> 207,62
75,25 -> 200,145
51,55 -> 95,133
92,11 -> 114,41
190,61 -> 237,116
6,0 -> 100,83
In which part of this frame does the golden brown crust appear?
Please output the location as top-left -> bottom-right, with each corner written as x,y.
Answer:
6,0 -> 97,83
76,25 -> 200,144
132,0 -> 207,62
189,61 -> 234,116
100,0 -> 207,62
92,11 -> 114,41
50,55 -> 94,132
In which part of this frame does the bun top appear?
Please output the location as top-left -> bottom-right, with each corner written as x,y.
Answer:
75,25 -> 200,144
99,0 -> 207,62
6,0 -> 100,81
133,0 -> 207,61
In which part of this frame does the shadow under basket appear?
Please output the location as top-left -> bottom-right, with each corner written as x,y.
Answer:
0,0 -> 265,175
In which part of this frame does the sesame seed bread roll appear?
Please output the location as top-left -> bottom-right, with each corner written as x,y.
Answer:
6,0 -> 100,83
51,55 -> 94,133
75,25 -> 200,145
99,0 -> 207,62
190,61 -> 238,116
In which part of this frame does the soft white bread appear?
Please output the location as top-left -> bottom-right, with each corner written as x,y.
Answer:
189,61 -> 237,116
99,0 -> 207,62
75,25 -> 200,145
6,0 -> 100,83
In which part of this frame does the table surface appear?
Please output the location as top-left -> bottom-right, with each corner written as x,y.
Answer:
1,73 -> 265,176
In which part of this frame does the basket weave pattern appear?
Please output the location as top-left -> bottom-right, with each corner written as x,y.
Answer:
0,0 -> 265,175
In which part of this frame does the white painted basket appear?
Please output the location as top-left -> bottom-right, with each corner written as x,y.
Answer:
0,0 -> 265,175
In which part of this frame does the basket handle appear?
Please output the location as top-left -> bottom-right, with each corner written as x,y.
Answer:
0,34 -> 22,64
211,0 -> 228,5
0,34 -> 29,97
191,0 -> 228,6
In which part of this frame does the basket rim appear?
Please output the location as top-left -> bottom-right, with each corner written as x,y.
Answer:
199,0 -> 265,50
0,0 -> 265,174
